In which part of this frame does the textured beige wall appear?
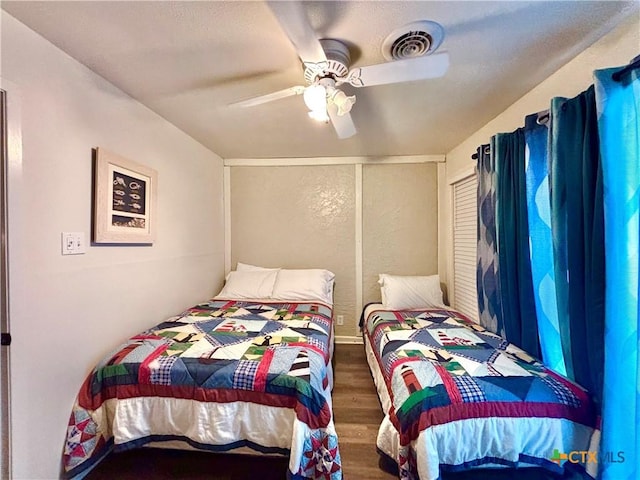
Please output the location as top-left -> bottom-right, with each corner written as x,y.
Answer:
230,165 -> 356,336
230,162 -> 440,336
363,163 -> 439,304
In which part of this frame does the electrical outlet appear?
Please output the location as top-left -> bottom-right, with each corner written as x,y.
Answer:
336,315 -> 344,325
62,232 -> 86,255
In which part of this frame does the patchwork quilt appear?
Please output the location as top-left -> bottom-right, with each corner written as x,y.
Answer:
64,299 -> 342,480
363,307 -> 597,480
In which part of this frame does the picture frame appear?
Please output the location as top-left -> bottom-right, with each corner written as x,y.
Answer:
93,147 -> 157,244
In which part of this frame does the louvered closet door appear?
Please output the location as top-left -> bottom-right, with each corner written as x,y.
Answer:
452,172 -> 478,320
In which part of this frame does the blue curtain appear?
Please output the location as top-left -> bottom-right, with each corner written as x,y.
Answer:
472,58 -> 640,480
476,144 -> 503,335
524,113 -> 566,375
494,129 -> 540,358
548,87 -> 605,404
594,65 -> 640,480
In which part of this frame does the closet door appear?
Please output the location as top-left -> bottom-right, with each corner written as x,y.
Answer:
452,172 -> 478,320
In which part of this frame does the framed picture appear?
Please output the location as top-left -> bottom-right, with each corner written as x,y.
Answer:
93,147 -> 157,244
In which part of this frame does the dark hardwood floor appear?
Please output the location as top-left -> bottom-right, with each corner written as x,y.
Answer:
86,344 -> 580,480
332,343 -> 395,480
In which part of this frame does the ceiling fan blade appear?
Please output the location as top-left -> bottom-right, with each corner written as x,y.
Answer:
230,86 -> 306,108
267,1 -> 327,64
328,103 -> 357,139
354,52 -> 450,87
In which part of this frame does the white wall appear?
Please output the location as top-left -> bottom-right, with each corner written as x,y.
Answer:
1,12 -> 225,479
438,12 -> 640,299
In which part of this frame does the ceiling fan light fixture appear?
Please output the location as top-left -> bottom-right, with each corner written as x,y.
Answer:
303,84 -> 329,122
331,89 -> 356,116
303,84 -> 326,110
240,5 -> 450,139
308,109 -> 329,123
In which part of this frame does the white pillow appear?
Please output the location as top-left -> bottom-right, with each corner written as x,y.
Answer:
271,268 -> 335,305
378,274 -> 444,310
214,270 -> 279,300
236,262 -> 278,272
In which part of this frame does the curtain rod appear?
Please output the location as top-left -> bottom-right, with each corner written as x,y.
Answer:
471,58 -> 638,161
612,54 -> 640,82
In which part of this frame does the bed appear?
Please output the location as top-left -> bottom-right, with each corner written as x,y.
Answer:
361,274 -> 597,480
63,265 -> 342,480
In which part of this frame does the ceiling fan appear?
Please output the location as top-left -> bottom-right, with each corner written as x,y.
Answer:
232,1 -> 450,139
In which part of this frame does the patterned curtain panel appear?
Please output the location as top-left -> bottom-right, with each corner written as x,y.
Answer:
548,87 -> 605,405
476,144 -> 503,335
494,129 -> 540,358
471,59 -> 640,480
594,65 -> 639,480
523,113 -> 566,375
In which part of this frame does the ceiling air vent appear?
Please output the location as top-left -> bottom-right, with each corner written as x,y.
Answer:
382,20 -> 445,61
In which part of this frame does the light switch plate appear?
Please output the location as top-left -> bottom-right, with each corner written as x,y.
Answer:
62,232 -> 86,255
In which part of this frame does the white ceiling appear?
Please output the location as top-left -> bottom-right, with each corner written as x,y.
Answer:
2,1 -> 637,159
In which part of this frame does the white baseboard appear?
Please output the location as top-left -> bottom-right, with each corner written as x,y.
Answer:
335,335 -> 363,344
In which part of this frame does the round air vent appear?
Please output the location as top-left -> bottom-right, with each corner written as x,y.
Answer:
382,20 -> 445,61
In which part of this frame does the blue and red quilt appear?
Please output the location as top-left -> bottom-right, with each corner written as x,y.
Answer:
363,306 -> 597,480
64,299 -> 342,480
